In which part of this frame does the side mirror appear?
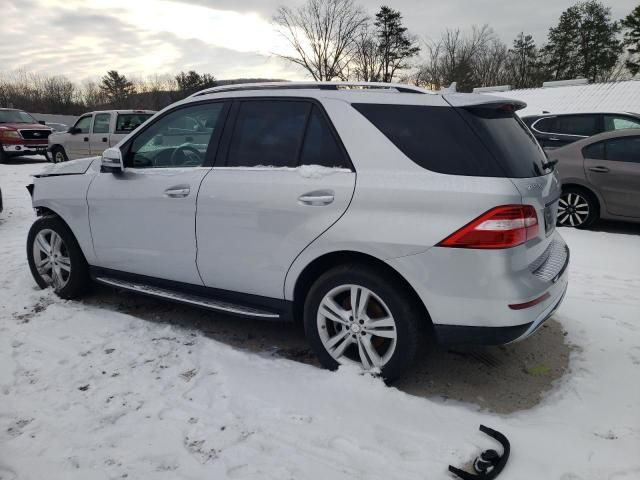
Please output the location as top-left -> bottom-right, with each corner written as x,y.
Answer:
101,147 -> 124,173
68,127 -> 80,134
38,120 -> 46,125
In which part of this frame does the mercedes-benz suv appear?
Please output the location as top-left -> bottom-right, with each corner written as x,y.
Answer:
26,82 -> 569,380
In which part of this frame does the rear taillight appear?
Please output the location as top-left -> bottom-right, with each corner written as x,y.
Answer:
438,205 -> 539,249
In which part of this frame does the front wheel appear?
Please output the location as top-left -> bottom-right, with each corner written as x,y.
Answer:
51,146 -> 68,163
557,187 -> 598,229
27,216 -> 90,299
304,264 -> 422,381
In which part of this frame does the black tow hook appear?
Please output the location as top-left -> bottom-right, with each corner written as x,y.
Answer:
449,425 -> 510,480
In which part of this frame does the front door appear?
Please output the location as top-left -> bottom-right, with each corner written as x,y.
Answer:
87,101 -> 229,284
67,114 -> 93,159
585,135 -> 640,218
89,112 -> 111,155
196,99 -> 356,299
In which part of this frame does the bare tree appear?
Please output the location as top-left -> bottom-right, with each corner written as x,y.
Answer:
273,0 -> 367,81
352,24 -> 383,81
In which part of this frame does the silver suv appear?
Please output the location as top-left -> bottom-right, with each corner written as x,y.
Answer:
26,82 -> 569,380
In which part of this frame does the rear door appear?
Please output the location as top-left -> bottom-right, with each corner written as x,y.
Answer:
89,112 -> 111,155
532,114 -> 601,149
585,136 -> 640,218
67,114 -> 93,159
196,98 -> 356,299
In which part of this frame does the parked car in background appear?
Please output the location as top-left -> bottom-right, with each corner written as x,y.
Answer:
549,128 -> 640,228
522,112 -> 640,149
48,110 -> 155,162
26,82 -> 568,380
0,108 -> 53,163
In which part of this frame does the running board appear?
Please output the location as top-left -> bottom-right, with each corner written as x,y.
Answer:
94,276 -> 280,319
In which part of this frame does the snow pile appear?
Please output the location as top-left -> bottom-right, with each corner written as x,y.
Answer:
1,160 -> 639,479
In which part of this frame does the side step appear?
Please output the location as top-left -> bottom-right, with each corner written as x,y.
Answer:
94,276 -> 280,319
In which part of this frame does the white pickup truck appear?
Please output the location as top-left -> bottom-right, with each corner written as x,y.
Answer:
48,110 -> 155,162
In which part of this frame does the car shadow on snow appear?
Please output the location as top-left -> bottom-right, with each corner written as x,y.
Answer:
82,285 -> 572,415
591,220 -> 640,236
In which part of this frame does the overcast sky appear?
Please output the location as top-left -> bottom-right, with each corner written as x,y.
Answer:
2,0 -> 637,82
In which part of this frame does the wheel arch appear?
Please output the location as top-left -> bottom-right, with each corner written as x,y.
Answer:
290,250 -> 433,330
561,181 -> 603,213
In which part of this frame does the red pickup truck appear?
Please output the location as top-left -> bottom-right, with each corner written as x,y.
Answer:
0,108 -> 53,163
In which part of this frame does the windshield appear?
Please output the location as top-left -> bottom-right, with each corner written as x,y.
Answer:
0,110 -> 37,124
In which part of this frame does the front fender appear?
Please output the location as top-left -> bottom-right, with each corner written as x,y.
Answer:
32,170 -> 98,264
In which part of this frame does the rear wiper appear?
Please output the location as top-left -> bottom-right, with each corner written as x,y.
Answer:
542,158 -> 558,170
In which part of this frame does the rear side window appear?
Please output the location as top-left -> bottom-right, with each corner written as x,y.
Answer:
532,117 -> 557,133
299,106 -> 349,168
227,101 -> 310,168
582,142 -> 605,160
555,115 -> 600,136
353,103 -> 545,178
604,136 -> 640,163
353,104 -> 504,177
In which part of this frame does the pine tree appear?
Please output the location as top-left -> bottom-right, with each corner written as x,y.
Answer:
175,71 -> 217,97
542,1 -> 621,82
509,33 -> 543,88
374,6 -> 420,82
622,5 -> 640,75
99,70 -> 135,104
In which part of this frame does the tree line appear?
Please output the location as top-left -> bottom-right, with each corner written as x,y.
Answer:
2,0 -> 640,115
275,0 -> 640,91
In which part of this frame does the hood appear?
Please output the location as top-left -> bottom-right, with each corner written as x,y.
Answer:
34,156 -> 100,177
0,122 -> 52,131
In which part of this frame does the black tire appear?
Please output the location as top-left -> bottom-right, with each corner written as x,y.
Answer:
27,216 -> 90,299
557,186 -> 599,229
51,146 -> 68,163
303,264 -> 423,381
0,148 -> 8,164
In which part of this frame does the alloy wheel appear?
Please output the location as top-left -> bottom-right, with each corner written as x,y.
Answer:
32,229 -> 71,289
55,151 -> 65,163
557,192 -> 590,227
317,284 -> 397,370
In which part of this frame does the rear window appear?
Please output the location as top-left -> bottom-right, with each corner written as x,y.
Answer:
353,103 -> 545,178
555,115 -> 600,136
116,113 -> 153,134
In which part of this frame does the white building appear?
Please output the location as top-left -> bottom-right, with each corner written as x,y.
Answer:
476,79 -> 640,116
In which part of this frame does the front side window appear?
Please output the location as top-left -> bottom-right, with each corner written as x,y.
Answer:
74,116 -> 92,134
116,113 -> 153,134
555,115 -> 600,136
92,113 -> 111,134
226,101 -> 310,168
604,115 -> 640,131
604,136 -> 640,163
127,103 -> 225,168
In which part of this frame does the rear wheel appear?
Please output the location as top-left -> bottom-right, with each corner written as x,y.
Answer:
304,264 -> 422,381
51,146 -> 68,163
27,216 -> 90,299
557,187 -> 598,229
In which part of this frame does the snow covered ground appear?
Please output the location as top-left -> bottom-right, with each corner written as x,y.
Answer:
1,160 -> 639,480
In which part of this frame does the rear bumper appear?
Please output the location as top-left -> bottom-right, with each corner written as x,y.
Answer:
386,230 -> 570,345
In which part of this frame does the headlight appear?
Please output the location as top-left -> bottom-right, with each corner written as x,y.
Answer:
0,130 -> 21,140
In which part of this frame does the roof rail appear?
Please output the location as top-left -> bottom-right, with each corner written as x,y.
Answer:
190,81 -> 432,97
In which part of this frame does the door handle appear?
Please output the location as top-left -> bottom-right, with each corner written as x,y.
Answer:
588,166 -> 610,173
164,186 -> 191,198
102,137 -> 108,142
84,137 -> 89,142
548,137 -> 560,141
298,190 -> 335,206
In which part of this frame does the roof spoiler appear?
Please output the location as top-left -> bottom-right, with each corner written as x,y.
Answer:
443,93 -> 527,111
